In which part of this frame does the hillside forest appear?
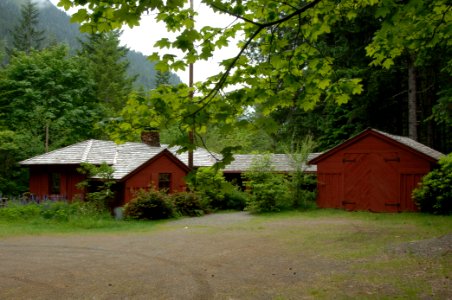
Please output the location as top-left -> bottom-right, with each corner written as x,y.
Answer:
0,0 -> 451,196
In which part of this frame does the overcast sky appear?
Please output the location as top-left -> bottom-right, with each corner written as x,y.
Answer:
48,0 -> 239,84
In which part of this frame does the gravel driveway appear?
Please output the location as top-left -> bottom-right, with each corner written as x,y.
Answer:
0,212 -> 450,299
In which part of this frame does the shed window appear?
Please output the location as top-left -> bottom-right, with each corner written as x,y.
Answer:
49,173 -> 60,195
158,173 -> 172,193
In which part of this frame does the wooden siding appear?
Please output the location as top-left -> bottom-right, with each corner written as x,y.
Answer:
29,166 -> 85,201
312,130 -> 438,212
123,152 -> 188,203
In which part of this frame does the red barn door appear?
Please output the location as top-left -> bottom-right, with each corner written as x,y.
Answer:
317,173 -> 342,208
343,153 -> 400,212
400,174 -> 423,211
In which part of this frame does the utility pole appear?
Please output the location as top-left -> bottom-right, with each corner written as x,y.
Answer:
188,0 -> 194,169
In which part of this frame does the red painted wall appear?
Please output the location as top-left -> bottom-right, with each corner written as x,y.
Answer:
315,134 -> 434,212
123,153 -> 188,203
28,165 -> 85,201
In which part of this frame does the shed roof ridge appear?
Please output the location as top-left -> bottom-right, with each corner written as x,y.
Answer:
372,129 -> 444,160
81,139 -> 94,162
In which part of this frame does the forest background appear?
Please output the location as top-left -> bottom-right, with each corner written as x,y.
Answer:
0,0 -> 451,196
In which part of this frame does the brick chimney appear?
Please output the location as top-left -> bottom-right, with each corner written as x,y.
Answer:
141,128 -> 160,147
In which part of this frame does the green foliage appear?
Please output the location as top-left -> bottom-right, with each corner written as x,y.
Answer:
286,136 -> 318,209
154,69 -> 171,87
0,130 -> 43,195
10,0 -> 46,54
188,167 -> 247,211
170,192 -> 205,217
123,188 -> 174,220
413,153 -> 452,215
244,155 -> 290,213
0,200 -> 107,222
78,31 -> 135,114
77,163 -> 116,212
0,202 -> 41,220
0,45 -> 102,150
58,0 -> 452,156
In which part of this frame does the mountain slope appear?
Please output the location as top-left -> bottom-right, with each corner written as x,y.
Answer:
0,0 -> 181,88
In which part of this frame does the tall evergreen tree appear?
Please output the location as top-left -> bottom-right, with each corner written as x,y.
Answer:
11,0 -> 45,54
154,70 -> 171,87
78,30 -> 135,113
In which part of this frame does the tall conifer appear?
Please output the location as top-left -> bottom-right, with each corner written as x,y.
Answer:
11,0 -> 45,54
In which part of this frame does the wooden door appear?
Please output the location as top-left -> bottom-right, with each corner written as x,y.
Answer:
343,153 -> 400,212
400,174 -> 423,211
317,173 -> 342,208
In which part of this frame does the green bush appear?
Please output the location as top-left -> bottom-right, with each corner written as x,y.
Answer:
123,189 -> 174,220
222,186 -> 248,211
244,155 -> 291,213
413,153 -> 452,215
171,192 -> 205,217
188,167 -> 247,211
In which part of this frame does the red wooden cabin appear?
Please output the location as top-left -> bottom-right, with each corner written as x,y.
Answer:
308,129 -> 443,212
20,133 -> 190,205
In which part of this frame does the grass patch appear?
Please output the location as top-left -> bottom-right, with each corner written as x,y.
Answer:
0,201 -> 166,237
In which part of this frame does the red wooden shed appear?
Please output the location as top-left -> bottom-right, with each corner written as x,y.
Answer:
308,128 -> 443,212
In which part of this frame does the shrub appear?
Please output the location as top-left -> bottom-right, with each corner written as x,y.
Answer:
123,189 -> 173,220
77,163 -> 116,212
413,153 -> 452,215
188,167 -> 247,211
171,192 -> 205,217
244,155 -> 291,213
221,186 -> 248,211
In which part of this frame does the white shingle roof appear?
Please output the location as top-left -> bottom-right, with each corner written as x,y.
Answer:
20,140 -> 118,165
224,153 -> 321,173
168,146 -> 221,167
20,140 -> 168,180
20,139 -> 321,179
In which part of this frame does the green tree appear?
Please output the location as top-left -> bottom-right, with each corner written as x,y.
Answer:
59,0 -> 451,155
366,0 -> 452,141
154,70 -> 171,87
0,45 -> 101,152
11,0 -> 46,54
78,31 -> 135,113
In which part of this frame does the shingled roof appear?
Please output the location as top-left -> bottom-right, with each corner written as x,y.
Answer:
374,129 -> 444,161
20,139 -> 321,177
20,140 -> 171,180
309,128 -> 444,165
224,153 -> 321,173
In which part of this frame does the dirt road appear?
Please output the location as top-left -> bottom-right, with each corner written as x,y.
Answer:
0,212 -> 450,299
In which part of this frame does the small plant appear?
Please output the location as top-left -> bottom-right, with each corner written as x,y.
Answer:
123,188 -> 173,220
171,192 -> 205,217
413,153 -> 452,215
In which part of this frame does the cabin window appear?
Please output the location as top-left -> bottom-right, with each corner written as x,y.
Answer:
49,173 -> 61,195
158,173 -> 172,193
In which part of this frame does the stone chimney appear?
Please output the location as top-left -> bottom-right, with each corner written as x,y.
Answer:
141,128 -> 160,147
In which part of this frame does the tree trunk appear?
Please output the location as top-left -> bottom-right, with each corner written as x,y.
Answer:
408,58 -> 417,140
45,122 -> 49,153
